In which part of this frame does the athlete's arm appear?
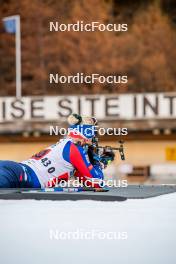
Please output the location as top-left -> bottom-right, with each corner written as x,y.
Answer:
63,141 -> 104,180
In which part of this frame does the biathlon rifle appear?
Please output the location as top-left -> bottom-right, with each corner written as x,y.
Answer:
97,141 -> 125,161
90,137 -> 125,161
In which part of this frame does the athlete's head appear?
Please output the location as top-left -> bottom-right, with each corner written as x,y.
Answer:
67,113 -> 97,145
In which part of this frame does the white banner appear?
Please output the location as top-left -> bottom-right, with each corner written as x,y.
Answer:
0,93 -> 176,122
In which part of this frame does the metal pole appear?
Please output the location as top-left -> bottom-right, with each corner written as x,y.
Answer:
15,15 -> 22,98
3,15 -> 22,98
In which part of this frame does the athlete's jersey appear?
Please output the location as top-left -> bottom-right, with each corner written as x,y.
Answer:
22,138 -> 73,187
22,138 -> 104,188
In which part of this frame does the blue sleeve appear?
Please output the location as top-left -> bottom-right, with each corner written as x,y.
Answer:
63,141 -> 104,180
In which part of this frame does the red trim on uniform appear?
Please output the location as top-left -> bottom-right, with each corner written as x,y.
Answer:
70,143 -> 93,178
31,149 -> 51,160
57,172 -> 69,181
88,164 -> 93,170
47,173 -> 69,187
19,174 -> 23,182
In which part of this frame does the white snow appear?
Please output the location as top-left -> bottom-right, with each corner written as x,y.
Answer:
0,193 -> 176,264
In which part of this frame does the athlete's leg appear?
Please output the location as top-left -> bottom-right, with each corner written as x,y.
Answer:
0,161 -> 24,188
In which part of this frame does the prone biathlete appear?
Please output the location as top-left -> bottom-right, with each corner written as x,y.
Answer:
0,114 -> 114,188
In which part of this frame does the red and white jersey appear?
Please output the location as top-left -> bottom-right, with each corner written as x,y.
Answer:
22,138 -> 74,187
22,137 -> 104,188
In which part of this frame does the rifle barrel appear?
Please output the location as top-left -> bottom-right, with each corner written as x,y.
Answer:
98,146 -> 121,151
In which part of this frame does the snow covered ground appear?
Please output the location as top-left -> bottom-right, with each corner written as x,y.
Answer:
0,193 -> 176,264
